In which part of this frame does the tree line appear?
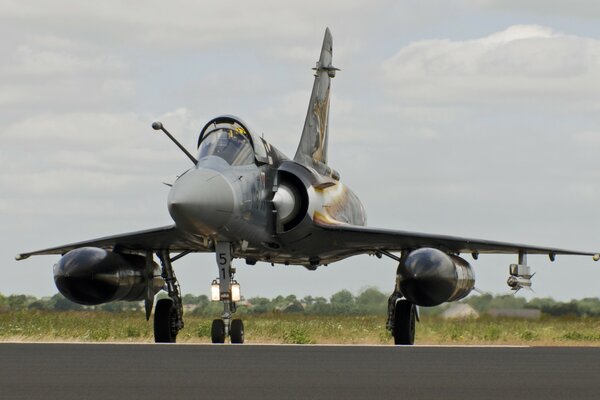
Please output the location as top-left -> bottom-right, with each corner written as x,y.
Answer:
2,290 -> 600,317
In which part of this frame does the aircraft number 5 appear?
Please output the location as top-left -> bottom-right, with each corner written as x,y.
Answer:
218,253 -> 227,265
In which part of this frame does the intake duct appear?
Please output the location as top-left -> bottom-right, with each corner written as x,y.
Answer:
273,170 -> 309,232
397,248 -> 475,307
53,247 -> 163,305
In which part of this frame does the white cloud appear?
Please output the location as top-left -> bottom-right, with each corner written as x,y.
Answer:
0,110 -> 203,206
6,45 -> 127,77
573,131 -> 600,148
466,0 -> 600,18
382,25 -> 600,109
5,112 -> 150,147
1,0 -> 375,52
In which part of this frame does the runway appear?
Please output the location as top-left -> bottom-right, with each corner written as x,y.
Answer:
1,343 -> 599,400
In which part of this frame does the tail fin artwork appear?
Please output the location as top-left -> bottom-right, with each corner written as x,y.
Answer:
294,27 -> 340,180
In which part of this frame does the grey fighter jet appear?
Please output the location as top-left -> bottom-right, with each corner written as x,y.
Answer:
17,28 -> 600,345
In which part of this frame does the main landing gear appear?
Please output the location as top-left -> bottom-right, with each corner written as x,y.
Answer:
387,290 -> 417,345
154,250 -> 184,343
211,242 -> 244,344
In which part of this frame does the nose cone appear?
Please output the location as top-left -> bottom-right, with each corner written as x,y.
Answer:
168,168 -> 235,234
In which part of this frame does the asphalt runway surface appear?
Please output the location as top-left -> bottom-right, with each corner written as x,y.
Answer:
1,343 -> 599,400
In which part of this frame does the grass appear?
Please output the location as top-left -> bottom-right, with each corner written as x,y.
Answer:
2,311 -> 600,345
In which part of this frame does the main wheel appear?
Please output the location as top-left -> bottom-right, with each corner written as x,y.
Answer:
211,319 -> 226,343
154,299 -> 177,343
393,299 -> 416,345
230,319 -> 244,344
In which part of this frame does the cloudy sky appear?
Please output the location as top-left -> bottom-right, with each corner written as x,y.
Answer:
2,1 -> 600,301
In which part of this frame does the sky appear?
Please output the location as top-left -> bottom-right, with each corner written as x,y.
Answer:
2,0 -> 600,301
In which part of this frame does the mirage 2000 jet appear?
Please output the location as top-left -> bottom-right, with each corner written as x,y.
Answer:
17,28 -> 600,345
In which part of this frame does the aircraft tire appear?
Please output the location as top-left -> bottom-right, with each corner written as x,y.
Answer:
393,299 -> 416,345
154,299 -> 177,343
230,319 -> 244,344
211,319 -> 226,343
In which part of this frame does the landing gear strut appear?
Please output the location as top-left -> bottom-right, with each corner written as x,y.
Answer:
211,242 -> 244,344
154,250 -> 184,343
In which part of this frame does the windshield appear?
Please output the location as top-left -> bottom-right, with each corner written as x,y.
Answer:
197,128 -> 254,166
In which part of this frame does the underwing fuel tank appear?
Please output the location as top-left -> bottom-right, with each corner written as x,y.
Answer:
397,248 -> 475,307
53,247 -> 163,305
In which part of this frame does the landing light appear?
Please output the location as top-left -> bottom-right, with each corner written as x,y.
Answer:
231,281 -> 241,302
210,279 -> 241,302
210,280 -> 220,301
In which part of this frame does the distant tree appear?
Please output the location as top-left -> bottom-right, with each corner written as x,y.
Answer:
0,294 -> 8,312
575,298 -> 600,317
246,297 -> 271,314
464,293 -> 493,312
271,295 -> 290,310
188,295 -> 212,315
356,288 -> 387,314
526,297 -> 557,314
285,295 -> 297,303
7,295 -> 36,310
196,295 -> 210,308
545,301 -> 579,317
283,301 -> 304,313
330,290 -> 357,315
330,290 -> 354,305
306,300 -> 331,315
3,290 -> 600,317
182,294 -> 202,305
50,294 -> 83,311
302,296 -> 315,306
28,300 -> 49,310
489,294 -> 527,310
463,294 -> 526,312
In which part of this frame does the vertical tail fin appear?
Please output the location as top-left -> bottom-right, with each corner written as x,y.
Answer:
294,28 -> 340,179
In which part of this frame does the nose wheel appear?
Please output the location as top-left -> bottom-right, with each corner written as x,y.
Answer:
211,319 -> 225,343
211,242 -> 245,344
230,319 -> 245,344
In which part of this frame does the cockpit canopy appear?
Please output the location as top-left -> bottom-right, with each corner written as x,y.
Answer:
198,127 -> 254,166
197,116 -> 268,166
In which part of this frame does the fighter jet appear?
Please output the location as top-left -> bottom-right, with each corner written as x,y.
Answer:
16,28 -> 600,345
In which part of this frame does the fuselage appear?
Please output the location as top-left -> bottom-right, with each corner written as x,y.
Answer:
167,116 -> 367,268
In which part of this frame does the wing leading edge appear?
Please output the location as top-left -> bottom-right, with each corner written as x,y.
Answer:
15,225 -> 208,260
315,222 -> 599,259
18,222 -> 598,262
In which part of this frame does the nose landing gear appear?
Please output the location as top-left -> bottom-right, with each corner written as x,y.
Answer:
211,242 -> 244,344
152,244 -> 245,344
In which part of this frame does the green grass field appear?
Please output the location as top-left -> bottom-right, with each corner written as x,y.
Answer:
2,310 -> 600,345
